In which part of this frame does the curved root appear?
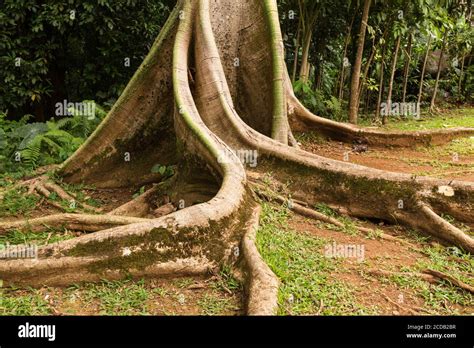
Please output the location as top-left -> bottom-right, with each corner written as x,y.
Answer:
240,205 -> 279,315
287,85 -> 474,148
0,213 -> 149,234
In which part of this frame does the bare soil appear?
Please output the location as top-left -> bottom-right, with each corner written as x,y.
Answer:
299,137 -> 474,182
288,213 -> 473,315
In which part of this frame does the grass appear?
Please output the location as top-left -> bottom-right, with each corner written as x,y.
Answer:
256,203 -> 375,315
294,132 -> 327,145
78,279 -> 151,315
1,276 -> 243,316
0,186 -> 39,217
197,294 -> 237,315
211,265 -> 242,293
0,228 -> 76,246
0,287 -> 52,315
375,243 -> 473,314
374,107 -> 474,131
314,203 -> 359,236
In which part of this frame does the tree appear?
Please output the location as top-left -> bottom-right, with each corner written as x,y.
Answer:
430,32 -> 448,112
1,0 -> 474,316
383,24 -> 403,125
348,0 -> 372,124
296,0 -> 319,83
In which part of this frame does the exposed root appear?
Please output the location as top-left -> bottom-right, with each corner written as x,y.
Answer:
286,85 -> 474,148
2,0 -> 473,318
367,268 -> 436,283
0,213 -> 149,234
382,293 -> 419,315
35,184 -> 66,211
240,205 -> 279,315
367,268 -> 473,294
252,182 -> 418,249
43,181 -> 100,213
394,203 -> 474,253
107,184 -> 164,217
423,269 -> 474,294
0,254 -> 211,288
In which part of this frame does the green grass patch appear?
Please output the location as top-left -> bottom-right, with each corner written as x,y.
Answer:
0,187 -> 39,217
379,107 -> 474,131
77,279 -> 151,315
197,294 -> 237,315
0,288 -> 52,315
377,245 -> 473,313
0,229 -> 76,246
256,203 -> 375,315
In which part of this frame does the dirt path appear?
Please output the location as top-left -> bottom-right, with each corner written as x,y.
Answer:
288,213 -> 474,315
298,135 -> 474,182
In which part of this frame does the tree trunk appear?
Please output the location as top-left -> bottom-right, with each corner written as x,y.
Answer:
291,17 -> 301,83
417,35 -> 432,107
299,30 -> 312,83
374,46 -> 386,122
383,35 -> 401,125
2,0 -> 473,314
458,54 -> 465,97
356,42 -> 376,112
348,0 -> 371,124
430,34 -> 447,113
402,33 -> 412,104
337,13 -> 355,100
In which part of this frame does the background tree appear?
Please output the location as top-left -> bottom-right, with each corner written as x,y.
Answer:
0,0 -> 173,121
348,0 -> 371,124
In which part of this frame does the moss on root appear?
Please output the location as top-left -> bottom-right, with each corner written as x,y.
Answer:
64,188 -> 256,275
258,156 -> 421,213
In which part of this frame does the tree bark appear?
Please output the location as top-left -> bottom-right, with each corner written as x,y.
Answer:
291,17 -> 302,83
430,33 -> 448,113
417,35 -> 432,107
337,13 -> 355,100
402,33 -> 412,104
348,0 -> 371,124
383,35 -> 401,125
374,46 -> 386,122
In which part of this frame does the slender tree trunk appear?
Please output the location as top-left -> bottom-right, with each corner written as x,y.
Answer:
348,0 -> 371,124
402,33 -> 412,103
458,54 -> 465,97
430,34 -> 447,113
299,30 -> 312,83
291,18 -> 301,83
417,36 -> 432,107
337,13 -> 355,100
383,35 -> 401,125
375,46 -> 386,122
356,43 -> 376,111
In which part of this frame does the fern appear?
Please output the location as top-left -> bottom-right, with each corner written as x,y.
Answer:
1,101 -> 106,172
20,137 -> 42,168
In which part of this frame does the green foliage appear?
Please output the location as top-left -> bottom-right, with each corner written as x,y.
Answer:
0,0 -> 172,116
0,101 -> 106,173
151,164 -> 175,178
293,79 -> 346,121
